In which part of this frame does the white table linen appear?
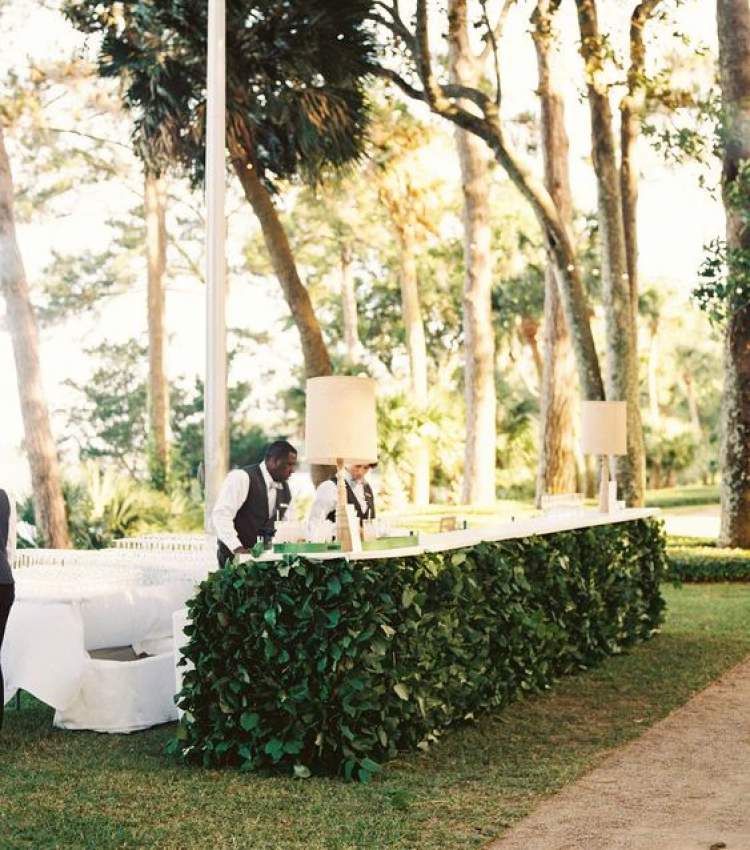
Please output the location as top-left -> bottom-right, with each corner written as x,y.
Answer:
1,561 -> 210,717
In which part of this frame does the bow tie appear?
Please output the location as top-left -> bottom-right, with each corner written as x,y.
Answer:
268,481 -> 283,490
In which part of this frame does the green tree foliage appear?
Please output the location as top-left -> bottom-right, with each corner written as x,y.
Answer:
64,0 -> 376,187
63,338 -> 272,492
694,163 -> 750,323
0,58 -> 131,222
64,340 -> 149,475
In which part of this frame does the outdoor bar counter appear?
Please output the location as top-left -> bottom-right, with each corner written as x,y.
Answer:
173,508 -> 667,779
247,506 -> 659,562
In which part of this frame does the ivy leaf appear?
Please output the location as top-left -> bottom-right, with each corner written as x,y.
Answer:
401,587 -> 416,608
393,682 -> 410,701
240,712 -> 259,732
264,607 -> 277,627
264,738 -> 284,762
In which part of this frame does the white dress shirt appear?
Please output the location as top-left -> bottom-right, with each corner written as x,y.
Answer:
212,462 -> 294,552
308,472 -> 369,524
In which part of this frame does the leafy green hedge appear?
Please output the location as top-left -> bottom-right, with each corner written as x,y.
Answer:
668,543 -> 750,582
171,519 -> 667,781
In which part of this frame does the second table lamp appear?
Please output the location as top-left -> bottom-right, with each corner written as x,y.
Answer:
581,400 -> 627,513
304,376 -> 378,551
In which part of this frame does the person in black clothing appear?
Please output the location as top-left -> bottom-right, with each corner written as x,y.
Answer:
212,440 -> 298,566
308,463 -> 376,527
0,488 -> 16,730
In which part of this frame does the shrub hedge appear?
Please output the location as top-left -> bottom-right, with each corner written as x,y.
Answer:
171,518 -> 667,781
668,543 -> 750,582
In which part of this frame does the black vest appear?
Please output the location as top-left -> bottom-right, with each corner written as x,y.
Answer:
325,478 -> 376,524
0,489 -> 13,585
216,465 -> 291,567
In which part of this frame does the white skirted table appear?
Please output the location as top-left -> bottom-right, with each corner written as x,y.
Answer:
2,560 -> 211,733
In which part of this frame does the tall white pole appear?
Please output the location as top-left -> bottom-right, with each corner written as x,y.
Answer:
204,0 -> 228,531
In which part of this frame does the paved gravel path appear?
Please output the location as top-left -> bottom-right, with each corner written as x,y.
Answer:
486,656 -> 750,850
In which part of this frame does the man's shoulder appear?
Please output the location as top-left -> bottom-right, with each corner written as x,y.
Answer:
221,467 -> 254,490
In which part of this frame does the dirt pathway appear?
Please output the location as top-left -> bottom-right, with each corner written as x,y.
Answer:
487,656 -> 750,850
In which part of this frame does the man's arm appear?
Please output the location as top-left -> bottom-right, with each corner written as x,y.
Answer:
307,480 -> 337,524
212,469 -> 250,552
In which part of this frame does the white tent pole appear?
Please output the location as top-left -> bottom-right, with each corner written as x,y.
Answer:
204,0 -> 228,531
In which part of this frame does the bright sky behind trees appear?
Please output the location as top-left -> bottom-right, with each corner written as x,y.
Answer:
0,0 -> 723,493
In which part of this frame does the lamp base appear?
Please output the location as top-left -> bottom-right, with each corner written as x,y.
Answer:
597,456 -> 618,513
335,458 -> 353,552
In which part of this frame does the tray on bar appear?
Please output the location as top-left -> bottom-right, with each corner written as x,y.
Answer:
272,542 -> 342,554
361,535 -> 419,551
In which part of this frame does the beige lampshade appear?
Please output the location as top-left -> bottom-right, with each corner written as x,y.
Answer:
580,400 -> 627,456
304,376 -> 378,464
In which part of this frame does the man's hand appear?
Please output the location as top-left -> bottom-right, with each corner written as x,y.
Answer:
233,546 -> 250,554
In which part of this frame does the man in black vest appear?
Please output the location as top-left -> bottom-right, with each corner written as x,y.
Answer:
212,440 -> 298,567
308,463 -> 376,527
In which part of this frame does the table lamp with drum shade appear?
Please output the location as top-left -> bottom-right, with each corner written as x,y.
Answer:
304,376 -> 378,551
581,400 -> 627,513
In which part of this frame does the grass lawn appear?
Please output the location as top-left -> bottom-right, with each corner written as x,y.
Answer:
385,485 -> 721,533
2,584 -> 749,850
644,484 -> 719,509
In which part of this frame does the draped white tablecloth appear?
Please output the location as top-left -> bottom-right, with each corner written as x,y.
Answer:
1,561 -> 211,721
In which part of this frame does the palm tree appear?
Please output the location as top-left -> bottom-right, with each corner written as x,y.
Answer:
66,0 -> 377,383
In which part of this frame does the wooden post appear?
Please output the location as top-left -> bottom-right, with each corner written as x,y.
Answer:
336,458 -> 353,551
598,455 -> 610,512
204,0 -> 228,530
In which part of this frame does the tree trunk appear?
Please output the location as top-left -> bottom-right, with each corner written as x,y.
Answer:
398,220 -> 430,505
716,0 -> 750,547
230,153 -> 333,488
519,316 -> 543,383
144,172 -> 169,490
339,242 -> 362,364
536,271 -> 579,505
448,0 -> 497,506
231,155 -> 333,380
620,1 -> 661,331
382,0 -> 606,406
482,103 -> 606,409
647,326 -> 660,425
575,0 -> 646,507
532,0 -> 580,506
0,128 -> 71,548
683,371 -> 701,435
